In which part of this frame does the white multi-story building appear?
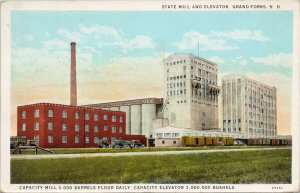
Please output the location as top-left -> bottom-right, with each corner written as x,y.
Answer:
221,74 -> 277,138
163,53 -> 220,130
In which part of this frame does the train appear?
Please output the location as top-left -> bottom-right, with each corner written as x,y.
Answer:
181,136 -> 292,146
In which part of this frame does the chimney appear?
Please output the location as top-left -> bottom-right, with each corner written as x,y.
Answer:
70,42 -> 77,106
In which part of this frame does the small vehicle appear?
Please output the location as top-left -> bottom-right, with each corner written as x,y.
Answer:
129,140 -> 144,148
112,140 -> 128,149
98,139 -> 110,148
99,139 -> 145,149
27,140 -> 37,146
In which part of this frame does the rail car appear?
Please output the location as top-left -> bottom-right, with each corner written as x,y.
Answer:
181,136 -> 234,146
181,136 -> 291,147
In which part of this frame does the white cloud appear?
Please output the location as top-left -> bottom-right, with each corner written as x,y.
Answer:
176,31 -> 238,51
23,34 -> 34,41
208,56 -> 225,64
79,24 -> 121,39
211,29 -> 269,41
60,24 -> 157,51
239,60 -> 248,65
42,39 -> 68,50
116,35 -> 156,50
12,47 -> 95,82
231,56 -> 248,66
57,28 -> 83,43
251,52 -> 292,68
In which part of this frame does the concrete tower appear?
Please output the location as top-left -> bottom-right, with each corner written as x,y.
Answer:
70,42 -> 77,106
163,53 -> 220,130
221,74 -> 277,138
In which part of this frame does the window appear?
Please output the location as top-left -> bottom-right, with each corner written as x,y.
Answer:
172,133 -> 179,138
48,135 -> 53,143
62,135 -> 67,143
48,122 -> 53,130
85,113 -> 90,120
202,112 -> 205,117
85,137 -> 90,144
94,114 -> 99,121
62,123 -> 67,131
112,126 -> 116,133
75,124 -> 79,132
34,109 -> 39,118
112,116 -> 116,122
85,125 -> 89,132
22,123 -> 26,131
173,141 -> 176,144
34,122 -> 39,130
75,136 -> 79,143
48,110 -> 53,117
119,126 -> 123,133
162,140 -> 165,144
164,133 -> 171,138
156,133 -> 162,138
103,125 -> 108,131
75,112 -> 79,119
103,114 -> 108,120
120,116 -> 123,123
94,136 -> 99,143
94,125 -> 98,132
62,110 -> 67,118
22,111 -> 26,119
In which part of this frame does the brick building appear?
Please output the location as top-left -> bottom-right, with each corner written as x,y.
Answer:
17,103 -> 146,148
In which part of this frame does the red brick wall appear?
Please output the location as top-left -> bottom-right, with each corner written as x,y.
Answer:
17,103 -> 130,148
17,105 -> 45,147
124,135 -> 147,146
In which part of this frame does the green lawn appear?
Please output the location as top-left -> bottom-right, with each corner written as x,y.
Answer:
12,145 -> 289,155
11,149 -> 291,184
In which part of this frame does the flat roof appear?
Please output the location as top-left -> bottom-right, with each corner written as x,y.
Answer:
84,98 -> 164,108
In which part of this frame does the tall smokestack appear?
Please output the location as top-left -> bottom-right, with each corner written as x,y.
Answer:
70,42 -> 77,106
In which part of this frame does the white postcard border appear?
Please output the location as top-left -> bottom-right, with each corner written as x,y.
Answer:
1,0 -> 299,192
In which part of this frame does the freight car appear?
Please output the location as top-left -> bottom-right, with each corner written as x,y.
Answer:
181,136 -> 234,147
242,138 -> 291,146
181,136 -> 291,147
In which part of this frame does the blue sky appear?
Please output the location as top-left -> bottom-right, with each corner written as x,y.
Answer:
12,11 -> 293,75
11,10 -> 293,134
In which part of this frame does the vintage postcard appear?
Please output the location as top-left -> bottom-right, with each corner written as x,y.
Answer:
1,0 -> 299,192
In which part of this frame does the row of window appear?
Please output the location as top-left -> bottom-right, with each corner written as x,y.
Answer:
191,100 -> 218,107
167,75 -> 186,81
167,90 -> 187,96
167,59 -> 215,71
191,60 -> 216,71
166,60 -> 186,66
21,123 -> 123,133
156,132 -> 180,138
22,109 -> 123,122
222,82 -> 276,98
244,103 -> 276,110
223,128 -> 242,132
167,82 -> 186,88
245,87 -> 276,98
